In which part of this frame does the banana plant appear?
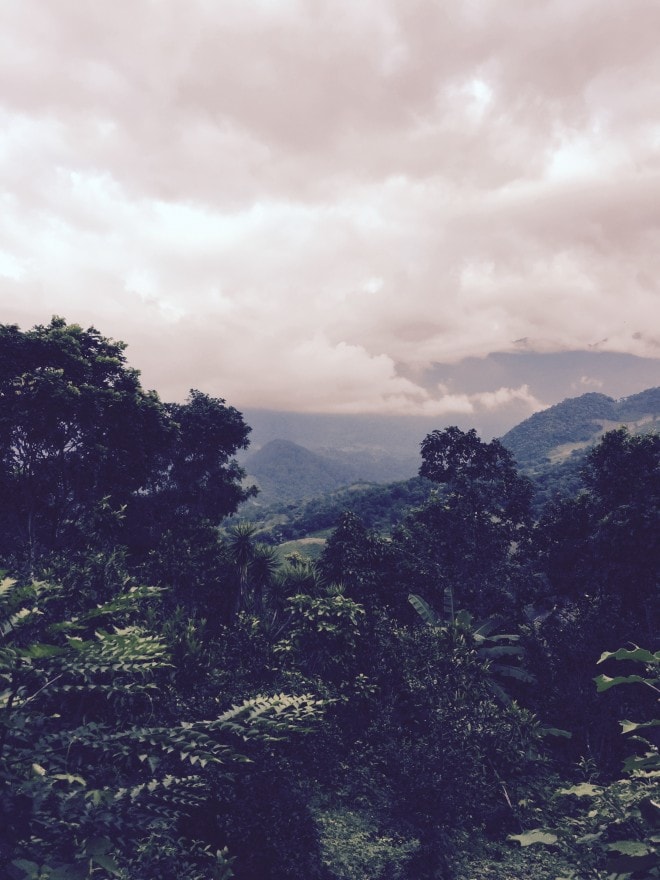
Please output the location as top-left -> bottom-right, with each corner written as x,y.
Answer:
408,587 -> 535,701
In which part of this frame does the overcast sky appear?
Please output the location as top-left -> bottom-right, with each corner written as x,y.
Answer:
1,0 -> 659,422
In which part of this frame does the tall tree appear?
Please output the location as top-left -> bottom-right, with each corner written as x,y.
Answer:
318,511 -> 399,609
536,428 -> 659,627
0,318 -> 167,563
419,426 -> 532,525
394,427 -> 533,616
0,318 -> 254,570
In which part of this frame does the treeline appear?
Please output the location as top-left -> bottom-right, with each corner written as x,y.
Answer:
0,318 -> 658,880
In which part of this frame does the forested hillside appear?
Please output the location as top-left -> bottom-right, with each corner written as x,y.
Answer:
242,438 -> 417,505
1,318 -> 658,880
500,386 -> 660,512
501,387 -> 660,468
235,386 -> 660,543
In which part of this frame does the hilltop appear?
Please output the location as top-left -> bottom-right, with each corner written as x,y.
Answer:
243,438 -> 417,505
500,386 -> 660,470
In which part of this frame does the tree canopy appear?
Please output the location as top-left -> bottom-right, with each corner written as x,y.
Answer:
0,318 -> 253,568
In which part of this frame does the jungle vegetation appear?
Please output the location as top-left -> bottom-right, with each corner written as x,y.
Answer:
0,318 -> 657,880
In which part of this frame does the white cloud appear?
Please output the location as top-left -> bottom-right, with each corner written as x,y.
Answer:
574,376 -> 604,391
470,385 -> 546,412
0,0 -> 658,417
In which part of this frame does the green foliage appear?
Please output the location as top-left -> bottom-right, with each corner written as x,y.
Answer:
509,829 -> 558,847
500,392 -> 618,468
0,319 -> 253,571
144,389 -> 256,527
419,426 -> 533,524
4,316 -> 658,879
524,428 -> 659,764
241,476 -> 433,543
535,428 -> 658,619
0,574 -> 323,878
315,806 -> 420,880
0,318 -> 168,564
408,591 -> 534,703
275,591 -> 366,681
389,427 -> 534,619
407,592 -> 440,626
317,511 -> 397,608
224,522 -> 280,616
510,646 -> 660,879
119,838 -> 235,880
357,621 -> 542,833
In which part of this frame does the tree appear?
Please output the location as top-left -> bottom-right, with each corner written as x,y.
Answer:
582,427 -> 659,510
524,429 -> 659,765
535,428 -> 659,624
419,426 -> 532,524
148,390 -> 255,525
0,318 -> 254,571
0,318 -> 168,565
224,522 -> 279,616
317,511 -> 399,609
393,427 -> 533,616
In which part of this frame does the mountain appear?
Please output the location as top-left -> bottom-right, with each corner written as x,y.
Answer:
241,408 -> 465,459
499,387 -> 660,470
243,438 -> 418,506
236,385 -> 660,541
243,438 -> 415,506
244,439 -> 353,504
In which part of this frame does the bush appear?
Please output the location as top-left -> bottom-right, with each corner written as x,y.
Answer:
315,807 -> 419,880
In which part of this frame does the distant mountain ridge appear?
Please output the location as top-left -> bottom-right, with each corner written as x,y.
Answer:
236,385 -> 660,540
500,387 -> 660,469
239,385 -> 659,513
243,439 -> 417,505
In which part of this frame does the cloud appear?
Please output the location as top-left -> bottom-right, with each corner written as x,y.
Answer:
0,0 -> 658,418
574,376 -> 604,391
469,385 -> 546,412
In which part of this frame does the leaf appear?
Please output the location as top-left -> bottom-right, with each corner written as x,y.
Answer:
479,645 -> 524,658
620,718 -> 660,734
598,647 -> 660,665
556,783 -> 602,797
594,673 -> 649,692
537,725 -> 572,739
472,614 -> 507,639
53,773 -> 86,786
605,840 -> 653,856
508,829 -> 558,847
84,837 -> 112,856
606,852 -> 659,875
408,593 -> 439,625
19,642 -> 65,659
10,859 -> 40,875
92,853 -> 122,875
639,797 -> 660,826
489,664 -> 535,682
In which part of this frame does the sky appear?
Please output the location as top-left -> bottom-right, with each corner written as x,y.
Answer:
1,0 -> 659,428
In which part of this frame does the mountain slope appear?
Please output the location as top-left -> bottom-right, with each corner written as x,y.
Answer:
500,387 -> 660,469
244,439 -> 360,504
244,438 -> 418,505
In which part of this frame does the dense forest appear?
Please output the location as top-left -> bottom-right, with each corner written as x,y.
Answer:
0,318 -> 658,880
